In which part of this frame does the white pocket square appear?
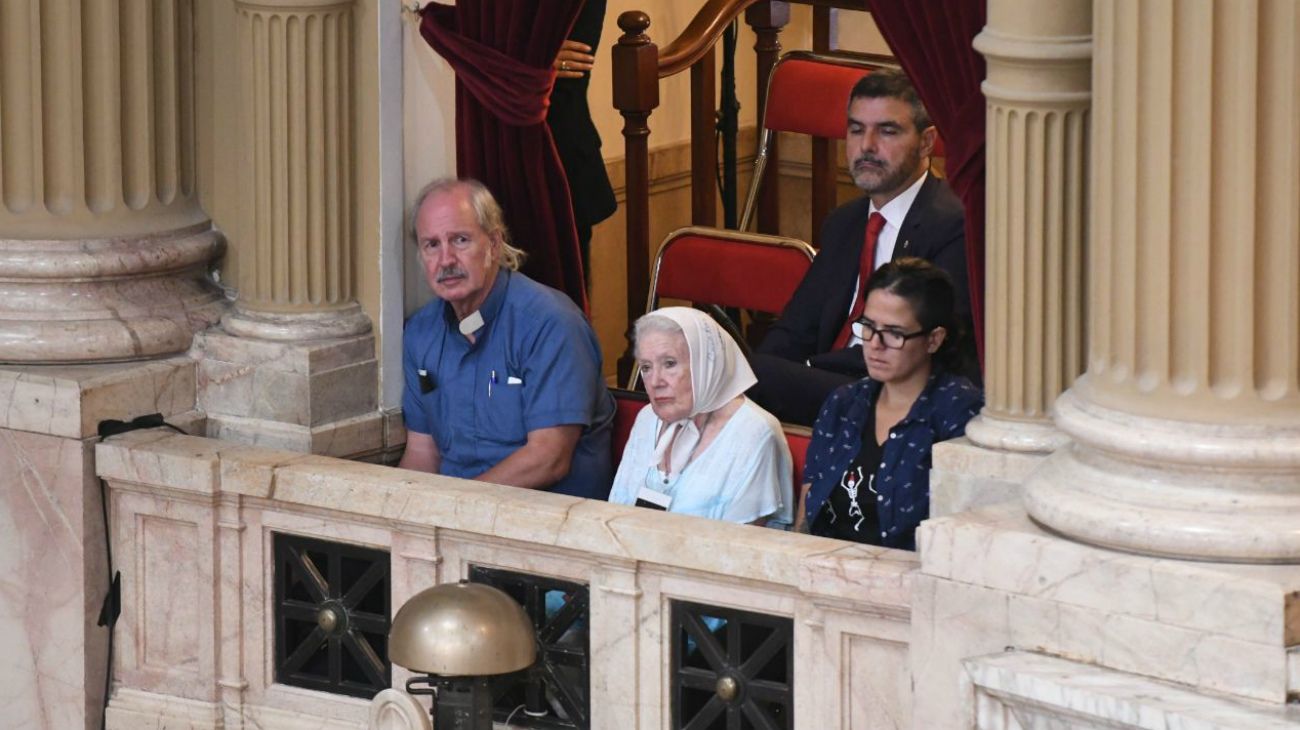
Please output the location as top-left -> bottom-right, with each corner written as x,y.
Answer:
506,376 -> 523,385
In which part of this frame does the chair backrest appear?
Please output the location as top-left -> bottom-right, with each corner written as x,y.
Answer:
648,226 -> 816,315
609,388 -> 813,509
740,51 -> 946,232
785,424 -> 812,513
610,388 -> 649,466
630,226 -> 816,390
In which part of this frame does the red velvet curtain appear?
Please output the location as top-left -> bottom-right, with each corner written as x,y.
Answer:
864,0 -> 987,362
419,1 -> 588,310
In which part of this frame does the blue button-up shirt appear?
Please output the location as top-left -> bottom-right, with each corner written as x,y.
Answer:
804,371 -> 982,550
402,270 -> 614,499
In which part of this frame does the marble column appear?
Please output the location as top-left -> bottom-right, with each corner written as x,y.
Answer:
223,0 -> 370,340
196,0 -> 381,458
965,0 -> 1090,454
1025,0 -> 1300,562
0,0 -> 224,363
929,0 -> 1090,517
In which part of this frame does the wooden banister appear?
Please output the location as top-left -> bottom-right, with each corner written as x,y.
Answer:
612,2 -> 793,383
658,0 -> 763,76
614,2 -> 875,382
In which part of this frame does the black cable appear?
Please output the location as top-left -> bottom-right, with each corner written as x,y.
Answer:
95,415 -> 187,728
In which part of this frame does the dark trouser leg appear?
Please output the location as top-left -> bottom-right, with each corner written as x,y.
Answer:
577,222 -> 594,294
747,353 -> 858,427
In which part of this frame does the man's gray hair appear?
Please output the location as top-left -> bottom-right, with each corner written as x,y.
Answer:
409,178 -> 527,271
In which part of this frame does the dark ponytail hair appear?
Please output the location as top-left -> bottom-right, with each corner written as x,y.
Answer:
864,257 -> 965,373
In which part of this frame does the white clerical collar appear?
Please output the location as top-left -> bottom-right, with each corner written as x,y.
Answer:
458,310 -> 484,336
869,170 -> 929,230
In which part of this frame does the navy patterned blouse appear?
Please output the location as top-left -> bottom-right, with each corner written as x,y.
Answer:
803,371 -> 983,550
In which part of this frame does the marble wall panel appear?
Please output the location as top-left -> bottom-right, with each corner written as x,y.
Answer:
589,563 -> 641,729
920,505 -> 1297,648
910,574 -> 1013,730
845,634 -> 910,730
966,652 -> 1300,730
0,358 -> 196,439
205,411 -> 384,459
100,431 -> 927,729
0,428 -> 103,730
139,515 -> 202,675
929,439 -> 1045,518
912,571 -> 1294,727
112,489 -> 218,703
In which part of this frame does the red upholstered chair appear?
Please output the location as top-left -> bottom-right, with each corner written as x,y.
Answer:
628,226 -> 816,390
610,388 -> 650,466
739,51 -> 946,233
785,425 -> 812,506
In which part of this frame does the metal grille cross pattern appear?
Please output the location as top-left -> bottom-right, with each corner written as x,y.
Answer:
671,600 -> 794,730
273,533 -> 391,699
469,565 -> 590,729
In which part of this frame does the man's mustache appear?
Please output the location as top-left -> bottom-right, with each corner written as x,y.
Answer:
854,155 -> 885,169
436,266 -> 467,283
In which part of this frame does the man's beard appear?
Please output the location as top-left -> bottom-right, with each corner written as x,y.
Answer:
852,146 -> 923,196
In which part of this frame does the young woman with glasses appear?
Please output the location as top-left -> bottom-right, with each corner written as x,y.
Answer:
795,258 -> 983,549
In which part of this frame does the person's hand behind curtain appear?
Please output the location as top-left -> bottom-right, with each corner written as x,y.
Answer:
553,39 -> 594,78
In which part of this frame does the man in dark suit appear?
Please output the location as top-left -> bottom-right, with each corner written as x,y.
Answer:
548,0 -> 617,282
749,70 -> 974,425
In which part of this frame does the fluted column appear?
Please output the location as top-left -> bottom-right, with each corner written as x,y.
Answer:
0,0 -> 224,363
224,0 -> 370,340
965,0 -> 1090,453
1025,0 -> 1300,562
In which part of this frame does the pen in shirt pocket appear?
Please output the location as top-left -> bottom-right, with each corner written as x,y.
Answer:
489,369 -> 498,398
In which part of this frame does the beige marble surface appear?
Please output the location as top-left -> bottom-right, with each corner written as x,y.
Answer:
930,437 -> 1047,517
195,330 -> 378,429
0,357 -> 197,439
967,651 -> 1300,729
0,428 -> 105,730
0,227 -> 226,363
912,503 -> 1300,728
1027,388 -> 1300,562
99,428 -> 919,729
99,429 -> 916,600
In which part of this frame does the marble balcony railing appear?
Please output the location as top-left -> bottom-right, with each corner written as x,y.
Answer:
95,428 -> 920,730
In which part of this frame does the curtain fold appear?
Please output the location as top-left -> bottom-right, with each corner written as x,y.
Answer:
864,0 -> 988,363
420,1 -> 588,310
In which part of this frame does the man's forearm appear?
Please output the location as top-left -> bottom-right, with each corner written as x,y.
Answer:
398,432 -> 441,473
476,425 -> 581,490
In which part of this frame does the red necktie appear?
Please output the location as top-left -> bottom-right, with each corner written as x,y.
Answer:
832,212 -> 887,350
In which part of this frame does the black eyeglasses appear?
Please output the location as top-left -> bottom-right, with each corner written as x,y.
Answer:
850,317 -> 930,349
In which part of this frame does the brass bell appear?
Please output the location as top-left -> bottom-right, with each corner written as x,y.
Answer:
389,581 -> 536,676
388,581 -> 537,730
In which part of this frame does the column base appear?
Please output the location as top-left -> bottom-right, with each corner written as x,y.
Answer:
1024,388 -> 1300,563
963,411 -> 1070,453
221,303 -> 372,341
912,503 -> 1300,728
194,329 -> 383,458
0,224 -> 226,364
930,438 -> 1048,517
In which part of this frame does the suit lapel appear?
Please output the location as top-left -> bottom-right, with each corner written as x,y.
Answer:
892,174 -> 940,260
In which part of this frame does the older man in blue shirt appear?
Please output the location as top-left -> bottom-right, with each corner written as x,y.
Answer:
399,178 -> 614,499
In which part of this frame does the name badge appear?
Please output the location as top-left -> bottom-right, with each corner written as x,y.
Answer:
635,485 -> 672,511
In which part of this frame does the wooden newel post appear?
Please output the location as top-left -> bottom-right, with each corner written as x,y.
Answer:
613,11 -> 660,384
745,1 -> 789,236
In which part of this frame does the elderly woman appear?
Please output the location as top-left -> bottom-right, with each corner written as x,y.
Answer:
798,258 -> 983,549
610,307 -> 794,527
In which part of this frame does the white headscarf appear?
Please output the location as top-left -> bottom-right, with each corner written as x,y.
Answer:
644,307 -> 757,478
